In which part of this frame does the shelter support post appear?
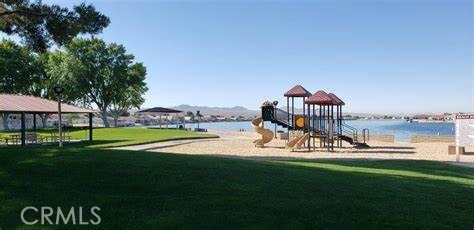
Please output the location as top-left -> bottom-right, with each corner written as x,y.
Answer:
33,113 -> 37,131
21,112 -> 26,146
89,113 -> 93,141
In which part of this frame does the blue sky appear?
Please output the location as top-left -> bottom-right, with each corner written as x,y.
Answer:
32,1 -> 474,113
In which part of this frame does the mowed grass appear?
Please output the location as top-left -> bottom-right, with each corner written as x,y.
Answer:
0,128 -> 218,148
67,128 -> 218,147
0,145 -> 473,229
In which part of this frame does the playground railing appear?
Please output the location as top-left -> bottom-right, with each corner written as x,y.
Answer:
362,128 -> 370,143
341,123 -> 358,142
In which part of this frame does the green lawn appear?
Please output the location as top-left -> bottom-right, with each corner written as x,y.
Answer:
0,127 -> 218,148
0,144 -> 473,229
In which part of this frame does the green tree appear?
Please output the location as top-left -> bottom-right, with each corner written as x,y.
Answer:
0,39 -> 41,130
109,63 -> 147,127
0,39 -> 39,93
0,1 -> 109,52
46,38 -> 147,127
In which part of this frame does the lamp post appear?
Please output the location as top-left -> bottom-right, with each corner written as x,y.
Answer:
54,85 -> 64,147
273,101 -> 279,138
196,110 -> 201,130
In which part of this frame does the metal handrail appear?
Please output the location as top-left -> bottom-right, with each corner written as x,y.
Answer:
362,128 -> 370,143
341,122 -> 357,132
341,123 -> 358,142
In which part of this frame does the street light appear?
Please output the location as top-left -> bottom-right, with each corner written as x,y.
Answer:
54,85 -> 64,147
196,110 -> 201,130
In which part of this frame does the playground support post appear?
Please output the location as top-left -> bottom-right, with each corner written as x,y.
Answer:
337,105 -> 339,147
274,123 -> 277,139
273,101 -> 279,139
325,105 -> 328,149
319,105 -> 322,148
327,105 -> 330,152
329,105 -> 331,151
287,97 -> 290,130
302,96 -> 305,127
312,104 -> 315,150
339,105 -> 343,147
337,105 -> 341,147
291,97 -> 294,128
307,103 -> 311,152
331,105 -> 334,151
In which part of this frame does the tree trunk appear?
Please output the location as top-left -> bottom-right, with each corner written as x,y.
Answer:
2,113 -> 9,130
39,114 -> 48,128
101,109 -> 110,128
114,115 -> 119,128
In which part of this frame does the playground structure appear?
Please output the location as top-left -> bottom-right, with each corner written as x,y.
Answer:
253,85 -> 369,151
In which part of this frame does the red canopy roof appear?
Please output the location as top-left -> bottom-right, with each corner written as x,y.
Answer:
327,93 -> 345,106
0,94 -> 95,114
305,90 -> 334,105
283,85 -> 312,97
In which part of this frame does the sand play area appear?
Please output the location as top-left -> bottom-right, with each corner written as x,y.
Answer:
151,130 -> 474,163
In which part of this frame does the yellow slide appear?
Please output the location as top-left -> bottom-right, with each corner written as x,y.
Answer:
252,117 -> 274,148
286,133 -> 310,150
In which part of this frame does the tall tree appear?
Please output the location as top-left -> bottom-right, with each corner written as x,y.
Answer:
109,63 -> 147,127
0,39 -> 40,130
0,0 -> 109,52
46,38 -> 148,127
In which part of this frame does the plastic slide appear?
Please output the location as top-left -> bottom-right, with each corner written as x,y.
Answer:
252,117 -> 274,148
294,133 -> 310,149
286,133 -> 310,149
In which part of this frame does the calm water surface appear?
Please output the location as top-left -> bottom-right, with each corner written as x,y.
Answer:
185,120 -> 454,142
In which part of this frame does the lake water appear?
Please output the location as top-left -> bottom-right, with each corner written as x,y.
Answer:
184,120 -> 455,142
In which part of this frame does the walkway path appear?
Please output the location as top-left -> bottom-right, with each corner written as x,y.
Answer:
111,139 -> 214,151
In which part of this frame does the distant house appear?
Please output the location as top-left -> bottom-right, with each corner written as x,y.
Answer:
429,115 -> 445,121
116,116 -> 136,127
202,115 -> 213,121
216,116 -> 226,121
134,114 -> 160,125
413,114 -> 430,120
